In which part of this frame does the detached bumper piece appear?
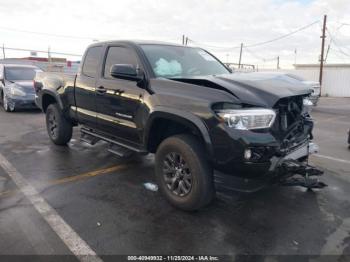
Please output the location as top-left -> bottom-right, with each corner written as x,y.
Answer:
277,159 -> 327,189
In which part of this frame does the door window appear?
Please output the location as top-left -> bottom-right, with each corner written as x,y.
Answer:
82,46 -> 103,78
104,46 -> 138,78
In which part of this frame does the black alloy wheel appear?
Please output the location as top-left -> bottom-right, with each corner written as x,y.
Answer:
163,152 -> 192,197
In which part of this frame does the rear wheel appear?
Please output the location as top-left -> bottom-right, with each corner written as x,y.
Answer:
155,134 -> 215,211
46,103 -> 73,145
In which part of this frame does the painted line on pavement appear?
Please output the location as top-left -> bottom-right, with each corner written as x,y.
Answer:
0,153 -> 103,262
314,154 -> 350,165
0,164 -> 127,198
51,164 -> 128,185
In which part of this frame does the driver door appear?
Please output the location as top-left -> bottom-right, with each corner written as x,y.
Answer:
95,45 -> 144,144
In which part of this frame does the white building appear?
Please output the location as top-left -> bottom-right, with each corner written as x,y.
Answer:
276,64 -> 350,97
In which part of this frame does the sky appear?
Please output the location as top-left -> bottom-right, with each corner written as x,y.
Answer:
0,0 -> 350,68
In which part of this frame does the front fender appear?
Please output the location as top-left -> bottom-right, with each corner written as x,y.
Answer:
144,106 -> 214,159
39,89 -> 65,111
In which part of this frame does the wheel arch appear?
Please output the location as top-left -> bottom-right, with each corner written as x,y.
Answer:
41,90 -> 64,112
144,107 -> 214,159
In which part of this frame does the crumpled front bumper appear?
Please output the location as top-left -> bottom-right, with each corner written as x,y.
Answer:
272,142 -> 326,189
269,140 -> 318,172
214,136 -> 321,180
214,141 -> 326,191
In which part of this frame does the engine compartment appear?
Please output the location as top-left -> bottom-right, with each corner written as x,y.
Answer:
272,95 -> 313,154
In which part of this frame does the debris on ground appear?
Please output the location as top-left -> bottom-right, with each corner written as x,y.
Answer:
143,182 -> 158,192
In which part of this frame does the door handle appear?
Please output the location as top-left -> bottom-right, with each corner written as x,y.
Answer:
96,86 -> 107,94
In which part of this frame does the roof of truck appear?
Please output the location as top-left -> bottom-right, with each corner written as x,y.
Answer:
88,40 -> 187,48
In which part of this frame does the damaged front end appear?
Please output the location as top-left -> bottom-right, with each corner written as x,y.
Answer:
270,95 -> 326,189
271,142 -> 326,189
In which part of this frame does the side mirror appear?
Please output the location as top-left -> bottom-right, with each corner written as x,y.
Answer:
110,64 -> 143,81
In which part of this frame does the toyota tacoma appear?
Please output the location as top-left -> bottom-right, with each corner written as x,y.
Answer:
34,41 -> 325,210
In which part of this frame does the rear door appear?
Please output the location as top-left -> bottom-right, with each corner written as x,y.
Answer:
95,45 -> 144,144
74,45 -> 103,128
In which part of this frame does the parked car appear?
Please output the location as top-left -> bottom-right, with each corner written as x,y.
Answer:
285,74 -> 321,106
34,41 -> 324,210
0,64 -> 42,112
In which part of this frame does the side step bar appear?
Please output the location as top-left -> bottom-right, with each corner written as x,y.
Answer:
107,144 -> 133,158
80,127 -> 147,157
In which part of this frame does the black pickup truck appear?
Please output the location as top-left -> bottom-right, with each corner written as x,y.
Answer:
34,41 -> 324,210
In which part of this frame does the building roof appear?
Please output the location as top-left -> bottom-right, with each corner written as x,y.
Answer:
294,63 -> 350,68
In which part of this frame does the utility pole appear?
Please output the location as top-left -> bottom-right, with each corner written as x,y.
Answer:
2,44 -> 5,59
325,43 -> 331,63
182,35 -> 185,45
277,56 -> 280,69
48,46 -> 52,71
238,43 -> 243,68
319,14 -> 327,95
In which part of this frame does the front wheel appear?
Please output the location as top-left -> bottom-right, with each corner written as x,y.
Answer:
46,103 -> 73,145
155,134 -> 215,211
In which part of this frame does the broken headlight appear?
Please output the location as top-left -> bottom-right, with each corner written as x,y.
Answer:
216,108 -> 276,130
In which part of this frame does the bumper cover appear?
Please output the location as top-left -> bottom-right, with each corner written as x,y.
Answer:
6,96 -> 37,109
215,139 -> 319,179
309,95 -> 320,105
214,141 -> 325,191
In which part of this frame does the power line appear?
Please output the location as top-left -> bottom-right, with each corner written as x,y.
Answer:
187,20 -> 319,51
326,28 -> 350,58
245,20 -> 319,48
244,47 -> 277,62
187,38 -> 241,50
3,46 -> 82,57
329,47 -> 350,59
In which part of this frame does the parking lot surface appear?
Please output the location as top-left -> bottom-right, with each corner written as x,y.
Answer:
0,98 -> 350,261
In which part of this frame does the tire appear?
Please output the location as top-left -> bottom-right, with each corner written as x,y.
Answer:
46,103 -> 73,145
2,94 -> 14,112
155,134 -> 215,211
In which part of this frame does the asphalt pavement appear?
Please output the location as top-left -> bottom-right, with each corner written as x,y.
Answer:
0,98 -> 349,261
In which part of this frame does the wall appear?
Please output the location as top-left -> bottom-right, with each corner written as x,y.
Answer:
258,66 -> 350,97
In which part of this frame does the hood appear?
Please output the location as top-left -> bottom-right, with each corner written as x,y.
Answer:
172,72 -> 312,107
7,80 -> 35,94
213,73 -> 312,107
